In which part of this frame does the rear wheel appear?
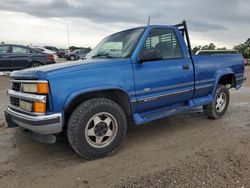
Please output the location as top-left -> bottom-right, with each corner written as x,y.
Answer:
67,98 -> 127,159
203,84 -> 230,119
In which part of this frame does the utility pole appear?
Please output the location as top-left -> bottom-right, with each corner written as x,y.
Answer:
147,16 -> 151,26
67,24 -> 70,48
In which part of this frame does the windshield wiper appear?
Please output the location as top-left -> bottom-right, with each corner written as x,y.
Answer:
91,53 -> 114,58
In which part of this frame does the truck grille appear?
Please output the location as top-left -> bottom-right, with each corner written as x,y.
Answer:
8,80 -> 48,115
10,96 -> 20,107
12,82 -> 21,92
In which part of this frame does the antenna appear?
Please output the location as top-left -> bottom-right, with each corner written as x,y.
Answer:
147,16 -> 151,26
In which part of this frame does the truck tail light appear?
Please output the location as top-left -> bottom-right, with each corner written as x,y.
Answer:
34,102 -> 46,113
48,54 -> 54,61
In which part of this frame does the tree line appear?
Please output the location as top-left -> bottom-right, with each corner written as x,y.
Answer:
233,38 -> 250,59
192,38 -> 250,59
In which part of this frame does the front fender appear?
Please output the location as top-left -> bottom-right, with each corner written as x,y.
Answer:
63,86 -> 131,111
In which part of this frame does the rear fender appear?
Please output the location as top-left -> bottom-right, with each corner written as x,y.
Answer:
211,69 -> 234,98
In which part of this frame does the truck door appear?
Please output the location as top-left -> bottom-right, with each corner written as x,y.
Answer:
133,28 -> 194,113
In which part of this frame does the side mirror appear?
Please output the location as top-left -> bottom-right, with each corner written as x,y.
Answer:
139,49 -> 162,63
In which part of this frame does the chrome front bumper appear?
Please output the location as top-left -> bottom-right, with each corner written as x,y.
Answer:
4,108 -> 63,135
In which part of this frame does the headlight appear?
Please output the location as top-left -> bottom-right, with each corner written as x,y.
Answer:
22,83 -> 49,94
19,100 -> 46,113
22,84 -> 37,93
19,100 -> 33,112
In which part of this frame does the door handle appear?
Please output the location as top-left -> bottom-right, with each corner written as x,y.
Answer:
182,64 -> 189,70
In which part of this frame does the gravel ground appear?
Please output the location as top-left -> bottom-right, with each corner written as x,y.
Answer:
0,65 -> 249,188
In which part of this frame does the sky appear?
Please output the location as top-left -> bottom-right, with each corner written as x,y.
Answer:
0,0 -> 249,49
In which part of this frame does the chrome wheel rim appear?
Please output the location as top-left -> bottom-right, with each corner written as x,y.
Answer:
215,92 -> 227,112
85,112 -> 118,148
32,63 -> 40,67
70,56 -> 75,60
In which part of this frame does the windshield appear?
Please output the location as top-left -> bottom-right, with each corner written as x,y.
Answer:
86,28 -> 145,59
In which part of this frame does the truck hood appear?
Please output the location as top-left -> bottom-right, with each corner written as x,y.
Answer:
10,59 -> 130,80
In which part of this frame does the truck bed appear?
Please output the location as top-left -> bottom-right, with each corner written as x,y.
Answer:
193,54 -> 244,99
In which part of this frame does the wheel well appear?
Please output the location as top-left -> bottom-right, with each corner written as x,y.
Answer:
218,74 -> 236,88
32,61 -> 42,64
64,89 -> 132,126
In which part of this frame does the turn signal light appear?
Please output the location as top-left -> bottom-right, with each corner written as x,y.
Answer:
37,83 -> 49,94
34,102 -> 46,113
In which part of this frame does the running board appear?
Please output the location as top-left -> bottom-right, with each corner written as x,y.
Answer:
134,104 -> 192,125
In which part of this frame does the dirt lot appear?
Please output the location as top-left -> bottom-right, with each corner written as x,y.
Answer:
0,67 -> 250,188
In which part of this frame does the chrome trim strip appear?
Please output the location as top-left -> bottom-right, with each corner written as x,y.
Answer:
128,91 -> 136,96
137,88 -> 193,103
195,84 -> 213,90
7,89 -> 46,102
235,73 -> 244,77
8,104 -> 45,116
235,75 -> 244,77
131,99 -> 137,103
195,78 -> 215,84
136,81 -> 194,95
6,108 -> 60,122
10,80 -> 48,83
236,77 -> 244,81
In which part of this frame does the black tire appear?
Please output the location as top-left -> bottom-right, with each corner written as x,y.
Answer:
70,55 -> 75,61
203,84 -> 230,119
67,98 -> 127,159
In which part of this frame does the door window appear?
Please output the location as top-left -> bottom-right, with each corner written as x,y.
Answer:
0,46 -> 9,54
143,28 -> 183,59
12,46 -> 30,54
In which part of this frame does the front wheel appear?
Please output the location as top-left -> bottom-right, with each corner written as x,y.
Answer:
67,98 -> 127,159
203,84 -> 230,119
31,62 -> 41,67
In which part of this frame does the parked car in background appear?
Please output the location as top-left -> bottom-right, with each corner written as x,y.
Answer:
65,48 -> 91,60
33,47 -> 58,61
244,59 -> 250,66
44,46 -> 59,53
0,44 -> 55,71
57,49 -> 67,58
195,50 -> 238,55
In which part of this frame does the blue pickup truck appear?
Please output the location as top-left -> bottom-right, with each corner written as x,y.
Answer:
5,21 -> 244,159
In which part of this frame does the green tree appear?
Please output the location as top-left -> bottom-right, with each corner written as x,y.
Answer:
202,43 -> 216,50
233,38 -> 250,59
192,43 -> 216,54
192,45 -> 201,54
217,47 -> 227,50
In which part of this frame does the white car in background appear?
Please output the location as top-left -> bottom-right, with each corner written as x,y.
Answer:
33,47 -> 58,61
